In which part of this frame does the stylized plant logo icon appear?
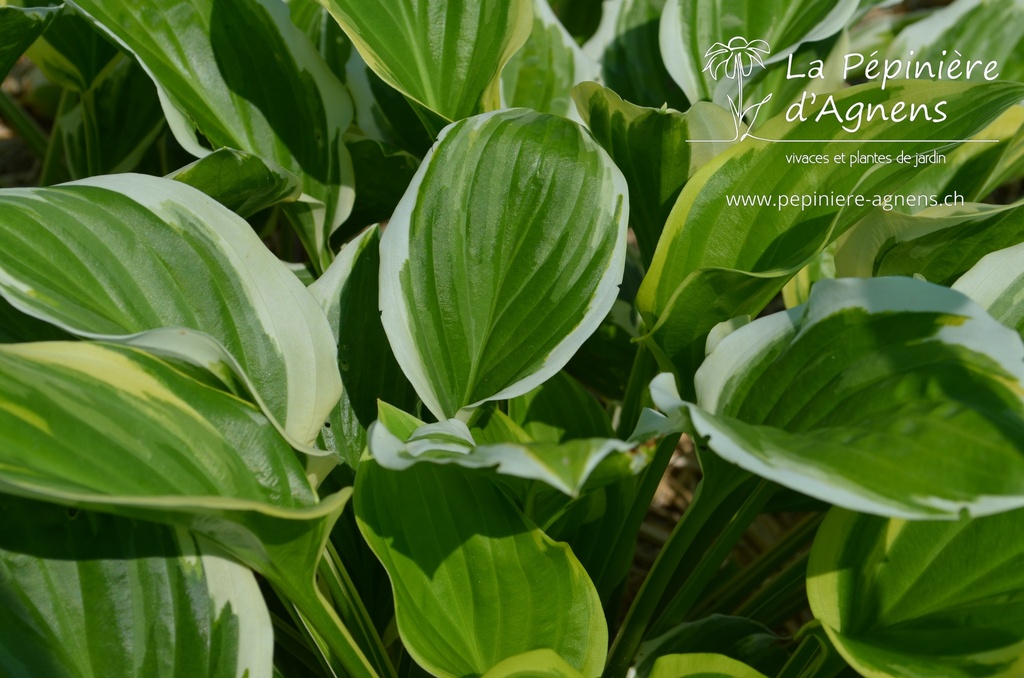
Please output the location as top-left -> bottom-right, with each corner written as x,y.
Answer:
703,37 -> 773,140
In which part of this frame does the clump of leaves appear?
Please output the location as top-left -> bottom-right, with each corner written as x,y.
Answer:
1,0 -> 1024,677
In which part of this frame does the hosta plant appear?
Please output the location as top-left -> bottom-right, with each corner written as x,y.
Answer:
1,0 -> 1024,676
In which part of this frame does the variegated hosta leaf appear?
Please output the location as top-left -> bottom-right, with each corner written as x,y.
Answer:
888,0 -> 1024,85
286,0 -> 350,82
0,174 -> 340,451
169,148 -> 304,219
0,341 -> 370,673
0,4 -> 61,82
835,199 -> 1024,286
659,0 -> 859,104
808,506 -> 1024,677
895,106 -> 1024,205
370,402 -> 642,498
356,455 -> 606,676
953,242 -> 1024,338
0,341 -> 346,591
501,0 -> 599,120
582,0 -> 688,111
315,0 -> 532,122
380,109 -> 628,420
649,654 -> 769,678
288,0 -> 434,156
0,495 -> 273,678
309,226 -> 417,470
69,0 -> 354,272
573,81 -> 737,267
636,80 -> 1024,391
650,277 -> 1024,519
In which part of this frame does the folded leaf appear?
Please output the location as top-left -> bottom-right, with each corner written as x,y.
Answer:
0,174 -> 340,450
380,109 -> 628,420
370,402 -> 642,498
808,506 -> 1024,677
315,0 -> 532,122
651,277 -> 1024,519
169,148 -> 303,219
0,494 -> 272,678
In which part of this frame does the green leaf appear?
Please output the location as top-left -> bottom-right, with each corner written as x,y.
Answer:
782,242 -> 836,309
309,227 -> 417,470
0,494 -> 273,678
342,135 -> 421,236
636,80 -> 1024,390
355,459 -> 606,676
482,649 -> 586,677
508,371 -> 613,443
835,199 -> 1024,286
894,106 -> 1024,205
501,0 -> 599,119
24,6 -> 117,92
888,0 -> 1024,85
648,653 -> 769,678
582,0 -> 688,110
0,297 -> 72,344
370,402 -> 641,498
169,148 -> 304,219
380,109 -> 628,420
573,81 -> 737,267
953,241 -> 1024,338
659,0 -> 859,104
634,615 -> 787,678
55,55 -> 166,180
808,506 -> 1024,677
70,0 -> 355,271
315,0 -> 532,122
650,277 -> 1024,519
0,341 -> 372,673
0,4 -> 61,82
0,341 -> 345,583
0,174 -> 340,450
286,0 -> 351,83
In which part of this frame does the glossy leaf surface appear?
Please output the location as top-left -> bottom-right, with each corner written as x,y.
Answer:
380,109 -> 628,420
